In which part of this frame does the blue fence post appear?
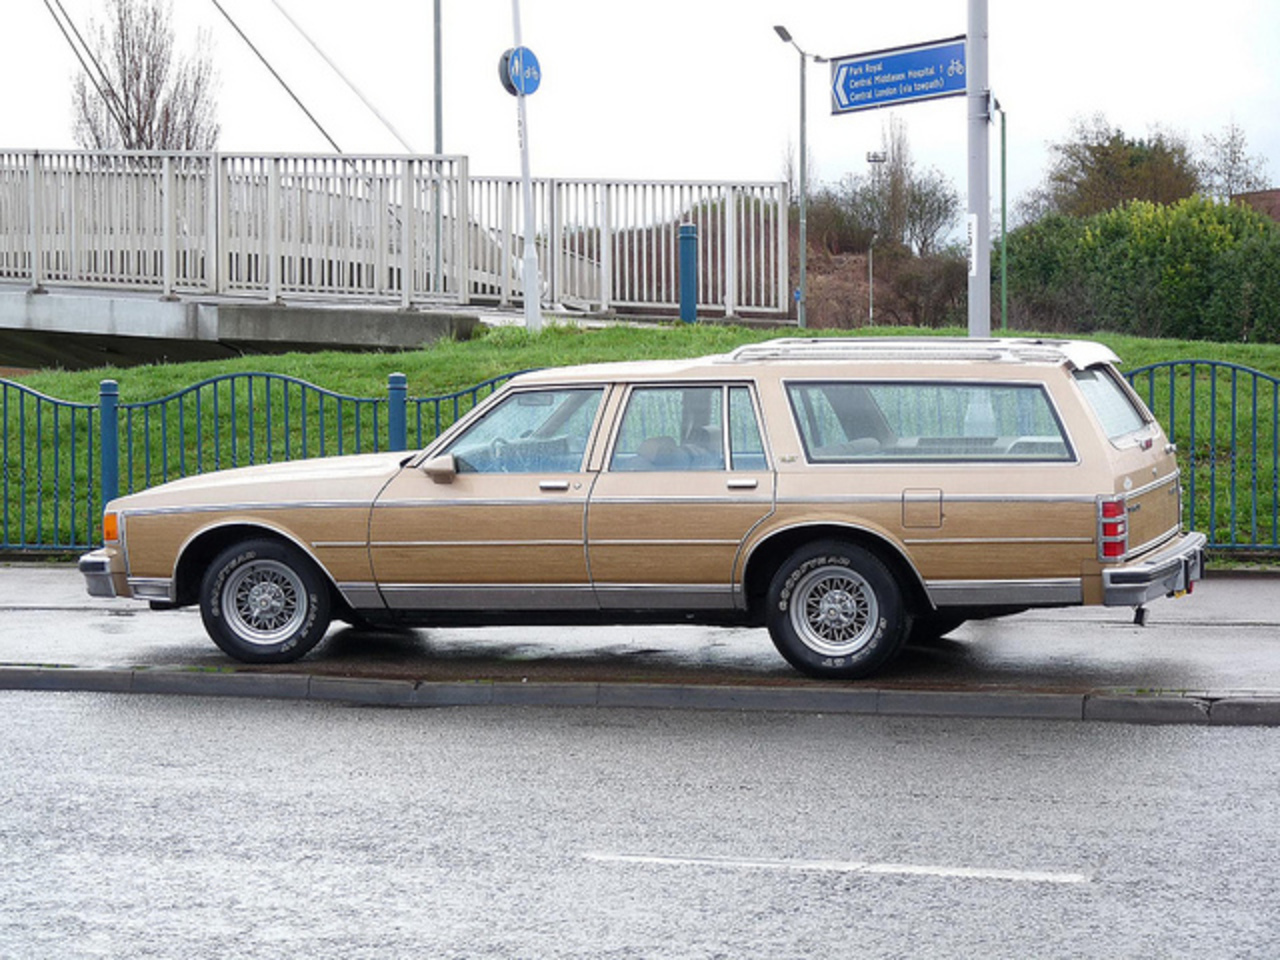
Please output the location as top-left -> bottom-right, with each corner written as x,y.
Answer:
99,379 -> 119,506
388,372 -> 408,452
679,223 -> 697,323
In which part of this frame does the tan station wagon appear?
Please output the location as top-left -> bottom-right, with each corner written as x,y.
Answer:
80,337 -> 1206,679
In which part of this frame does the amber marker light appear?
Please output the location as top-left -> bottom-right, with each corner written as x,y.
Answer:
102,512 -> 119,543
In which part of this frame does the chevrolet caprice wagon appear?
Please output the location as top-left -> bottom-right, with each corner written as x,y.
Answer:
80,338 -> 1206,679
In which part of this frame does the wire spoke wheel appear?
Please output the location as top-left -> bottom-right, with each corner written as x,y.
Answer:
790,564 -> 878,658
200,539 -> 331,663
766,540 -> 907,680
223,558 -> 307,646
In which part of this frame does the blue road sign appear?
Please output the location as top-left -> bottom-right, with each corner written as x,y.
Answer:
507,46 -> 542,96
831,36 -> 966,115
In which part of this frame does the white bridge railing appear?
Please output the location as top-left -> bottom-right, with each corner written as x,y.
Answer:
0,151 -> 788,316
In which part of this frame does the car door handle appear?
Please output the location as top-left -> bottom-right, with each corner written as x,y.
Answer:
539,480 -> 571,492
726,478 -> 758,490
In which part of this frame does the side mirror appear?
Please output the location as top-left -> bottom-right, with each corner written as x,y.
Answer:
419,453 -> 457,484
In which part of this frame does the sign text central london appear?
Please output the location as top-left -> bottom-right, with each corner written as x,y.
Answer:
831,36 -> 966,114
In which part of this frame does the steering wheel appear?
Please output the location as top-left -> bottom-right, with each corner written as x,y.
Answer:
489,437 -> 511,471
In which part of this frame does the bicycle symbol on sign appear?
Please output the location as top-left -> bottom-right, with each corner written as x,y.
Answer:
946,58 -> 965,77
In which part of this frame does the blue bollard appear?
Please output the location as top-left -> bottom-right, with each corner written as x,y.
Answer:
99,379 -> 119,506
387,372 -> 408,451
678,223 -> 697,323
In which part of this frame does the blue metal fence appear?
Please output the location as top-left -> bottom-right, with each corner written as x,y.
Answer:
1,380 -> 98,551
4,361 -> 1279,554
1126,360 -> 1279,553
2,370 -> 522,552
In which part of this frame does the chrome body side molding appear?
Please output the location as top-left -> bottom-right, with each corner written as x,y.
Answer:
336,583 -> 384,609
926,578 -> 1084,608
593,584 -> 739,611
128,577 -> 175,602
378,583 -> 599,611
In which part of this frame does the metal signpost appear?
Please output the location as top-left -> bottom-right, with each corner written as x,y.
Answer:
503,1 -> 543,332
966,0 -> 990,337
828,0 -> 991,338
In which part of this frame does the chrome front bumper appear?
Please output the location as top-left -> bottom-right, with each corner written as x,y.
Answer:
1102,532 -> 1207,607
79,548 -> 119,598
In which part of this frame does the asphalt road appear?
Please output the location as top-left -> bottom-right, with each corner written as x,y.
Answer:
2,692 -> 1278,958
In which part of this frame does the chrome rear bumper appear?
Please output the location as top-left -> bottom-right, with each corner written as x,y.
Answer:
1102,532 -> 1207,607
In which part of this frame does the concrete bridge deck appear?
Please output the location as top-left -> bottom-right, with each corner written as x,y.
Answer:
0,282 -> 481,368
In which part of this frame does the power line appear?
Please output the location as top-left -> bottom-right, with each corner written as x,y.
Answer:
208,0 -> 343,153
268,0 -> 417,153
41,0 -> 130,145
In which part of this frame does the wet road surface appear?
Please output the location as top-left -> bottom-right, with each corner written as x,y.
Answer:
3,692 -> 1278,958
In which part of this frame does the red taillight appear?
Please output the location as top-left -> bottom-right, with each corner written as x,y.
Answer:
1098,498 -> 1128,560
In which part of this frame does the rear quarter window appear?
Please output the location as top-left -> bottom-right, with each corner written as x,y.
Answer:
1072,367 -> 1149,441
786,380 -> 1073,462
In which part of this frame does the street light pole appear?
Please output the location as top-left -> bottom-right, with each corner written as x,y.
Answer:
993,97 -> 1007,330
433,0 -> 443,154
868,235 -> 875,323
866,151 -> 886,326
774,25 -> 822,329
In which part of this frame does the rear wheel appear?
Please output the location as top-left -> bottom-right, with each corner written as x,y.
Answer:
765,540 -> 909,679
199,539 -> 331,663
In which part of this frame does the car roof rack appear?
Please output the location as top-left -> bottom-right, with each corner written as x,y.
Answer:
724,337 -> 1117,368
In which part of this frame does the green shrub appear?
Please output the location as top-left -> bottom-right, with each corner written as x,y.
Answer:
1006,197 -> 1280,341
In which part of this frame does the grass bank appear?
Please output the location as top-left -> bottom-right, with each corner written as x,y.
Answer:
15,322 -> 1280,401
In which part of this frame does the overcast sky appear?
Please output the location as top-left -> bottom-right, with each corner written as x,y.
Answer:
6,0 -> 1278,214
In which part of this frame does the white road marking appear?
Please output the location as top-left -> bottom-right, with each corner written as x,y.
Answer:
584,852 -> 1089,885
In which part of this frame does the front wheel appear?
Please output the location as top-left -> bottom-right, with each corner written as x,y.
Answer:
199,539 -> 332,663
765,540 -> 909,679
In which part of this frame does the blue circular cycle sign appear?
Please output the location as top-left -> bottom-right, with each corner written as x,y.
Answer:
500,46 -> 541,96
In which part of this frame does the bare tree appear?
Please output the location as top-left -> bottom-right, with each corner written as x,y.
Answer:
840,117 -> 960,255
904,167 -> 960,257
1199,122 -> 1270,201
780,140 -> 817,207
72,0 -> 219,151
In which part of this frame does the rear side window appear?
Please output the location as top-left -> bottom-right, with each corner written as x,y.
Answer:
787,380 -> 1073,462
1073,367 -> 1148,440
610,384 -> 768,472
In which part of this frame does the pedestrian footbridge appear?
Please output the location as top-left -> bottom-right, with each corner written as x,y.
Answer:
0,150 -> 790,363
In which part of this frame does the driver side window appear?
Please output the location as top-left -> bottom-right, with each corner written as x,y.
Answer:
443,388 -> 604,473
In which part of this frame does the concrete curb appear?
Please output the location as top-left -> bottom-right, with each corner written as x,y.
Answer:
4,664 -> 1280,726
